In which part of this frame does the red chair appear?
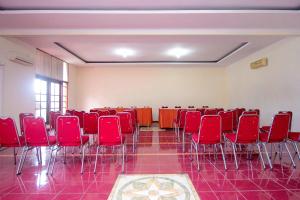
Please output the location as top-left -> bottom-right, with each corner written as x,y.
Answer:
74,111 -> 85,128
117,112 -> 136,152
218,111 -> 234,134
94,116 -> 125,173
196,108 -> 205,115
191,115 -> 227,171
175,110 -> 187,140
49,111 -> 61,132
248,109 -> 260,115
90,109 -> 98,113
0,117 -> 25,164
66,109 -> 75,115
182,111 -> 201,152
49,116 -> 89,174
204,109 -> 218,115
261,111 -> 292,133
242,111 -> 258,115
19,113 -> 34,134
108,109 -> 117,115
83,113 -> 99,144
124,109 -> 138,135
97,110 -> 109,116
173,109 -> 182,137
259,114 -> 295,169
17,117 -> 56,175
224,115 -> 265,169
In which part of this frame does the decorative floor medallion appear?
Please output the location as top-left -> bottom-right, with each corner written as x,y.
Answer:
108,174 -> 200,200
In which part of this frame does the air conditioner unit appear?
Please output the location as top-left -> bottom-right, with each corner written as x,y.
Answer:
9,56 -> 34,66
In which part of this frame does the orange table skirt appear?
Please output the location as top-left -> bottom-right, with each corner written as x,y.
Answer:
159,108 -> 178,128
136,107 -> 153,127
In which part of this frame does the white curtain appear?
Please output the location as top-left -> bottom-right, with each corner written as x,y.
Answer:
36,50 -> 64,81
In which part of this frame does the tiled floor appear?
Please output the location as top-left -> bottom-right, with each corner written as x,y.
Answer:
0,129 -> 300,200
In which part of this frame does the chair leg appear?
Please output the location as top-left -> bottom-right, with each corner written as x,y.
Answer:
132,134 -> 135,153
195,143 -> 200,171
284,142 -> 296,168
262,143 -> 273,169
94,146 -> 99,174
50,148 -> 59,175
13,147 -> 17,165
219,144 -> 227,170
190,142 -> 193,161
46,147 -> 54,175
122,144 -> 125,173
256,143 -> 266,169
182,131 -> 185,152
293,142 -> 300,160
232,143 -> 238,170
80,145 -> 86,174
64,147 -> 67,164
16,146 -> 27,175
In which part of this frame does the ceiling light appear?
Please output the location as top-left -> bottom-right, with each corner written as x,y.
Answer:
166,47 -> 191,59
114,48 -> 135,58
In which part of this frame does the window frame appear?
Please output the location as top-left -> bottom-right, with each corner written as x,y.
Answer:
35,75 -> 68,123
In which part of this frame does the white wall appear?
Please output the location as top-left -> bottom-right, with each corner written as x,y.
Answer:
226,37 -> 300,130
73,65 -> 228,120
0,37 -> 36,130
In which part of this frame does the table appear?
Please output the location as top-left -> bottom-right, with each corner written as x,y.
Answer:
136,107 -> 153,127
159,108 -> 178,128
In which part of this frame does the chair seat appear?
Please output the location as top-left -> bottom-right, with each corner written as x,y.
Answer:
58,136 -> 89,146
259,132 -> 285,143
48,136 -> 57,146
99,136 -> 125,146
260,126 -> 270,132
192,134 -> 220,144
224,133 -> 236,143
1,136 -> 26,147
288,132 -> 300,141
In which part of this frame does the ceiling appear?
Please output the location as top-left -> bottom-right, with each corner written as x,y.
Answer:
0,1 -> 299,66
0,0 -> 299,10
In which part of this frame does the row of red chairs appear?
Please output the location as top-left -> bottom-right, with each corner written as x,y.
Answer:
174,109 -> 299,170
0,109 -> 139,175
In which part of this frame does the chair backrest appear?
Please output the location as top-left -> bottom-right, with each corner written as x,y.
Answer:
74,111 -> 85,128
23,117 -> 50,146
184,111 -> 201,134
50,111 -> 61,130
66,109 -> 75,115
236,108 -> 246,119
19,113 -> 34,134
278,111 -> 292,130
197,115 -> 221,144
83,112 -> 99,134
0,117 -> 22,146
248,109 -> 260,115
230,109 -> 239,130
178,109 -> 188,128
218,111 -> 233,132
98,116 -> 122,145
97,110 -> 109,116
196,108 -> 205,115
108,109 -> 117,115
117,112 -> 134,134
204,109 -> 218,115
268,114 -> 290,142
242,111 -> 258,115
124,109 -> 137,128
236,115 -> 259,143
90,109 -> 98,113
56,116 -> 82,146
188,106 -> 195,108
175,106 -> 181,108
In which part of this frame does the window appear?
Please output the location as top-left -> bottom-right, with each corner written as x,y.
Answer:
34,77 -> 68,122
35,79 -> 48,120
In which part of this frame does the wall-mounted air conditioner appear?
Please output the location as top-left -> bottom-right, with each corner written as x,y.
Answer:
9,56 -> 34,66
